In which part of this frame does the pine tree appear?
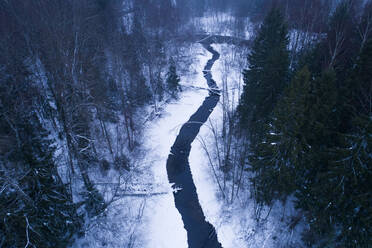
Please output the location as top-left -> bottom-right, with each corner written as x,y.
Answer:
248,67 -> 340,215
166,58 -> 181,99
0,114 -> 82,247
318,38 -> 372,247
238,7 -> 289,140
248,67 -> 313,204
268,38 -> 371,246
325,115 -> 372,247
126,13 -> 152,107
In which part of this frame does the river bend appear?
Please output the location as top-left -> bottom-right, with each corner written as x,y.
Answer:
166,42 -> 223,248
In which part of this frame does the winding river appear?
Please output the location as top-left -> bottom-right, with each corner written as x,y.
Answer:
166,41 -> 223,248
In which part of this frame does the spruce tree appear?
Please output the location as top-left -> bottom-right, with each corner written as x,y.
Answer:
319,38 -> 372,247
248,67 -> 313,204
0,114 -> 82,247
264,38 -> 372,246
166,58 -> 181,99
238,7 -> 289,140
127,14 -> 152,107
325,115 -> 372,247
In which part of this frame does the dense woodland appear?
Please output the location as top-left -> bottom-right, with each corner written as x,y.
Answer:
237,2 -> 372,246
0,0 -> 371,247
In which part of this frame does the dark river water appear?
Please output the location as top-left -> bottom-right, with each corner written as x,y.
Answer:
166,42 -> 223,248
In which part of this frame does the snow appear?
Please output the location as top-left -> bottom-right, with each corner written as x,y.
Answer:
141,43 -> 250,248
186,44 -> 248,247
70,43 -> 211,248
72,28 -> 305,248
139,44 -> 210,248
191,12 -> 253,40
139,42 -> 305,248
198,44 -> 305,248
169,43 -> 304,248
139,43 -> 250,248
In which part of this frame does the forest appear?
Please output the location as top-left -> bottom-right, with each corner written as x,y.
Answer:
0,0 -> 371,247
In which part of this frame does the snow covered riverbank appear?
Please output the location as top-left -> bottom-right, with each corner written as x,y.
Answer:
142,43 -> 216,248
73,42 -> 304,248
142,43 -> 248,248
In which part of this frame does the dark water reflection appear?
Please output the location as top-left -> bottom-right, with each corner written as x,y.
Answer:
166,43 -> 223,248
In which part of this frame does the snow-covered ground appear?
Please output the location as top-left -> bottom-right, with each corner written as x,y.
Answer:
139,42 -> 306,248
192,44 -> 306,248
71,43 -> 219,248
190,12 -> 254,39
141,43 -> 249,248
190,44 -> 247,247
73,36 -> 305,248
140,44 -> 216,248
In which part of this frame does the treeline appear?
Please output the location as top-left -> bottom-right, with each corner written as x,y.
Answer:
237,0 -> 371,247
0,0 -> 185,247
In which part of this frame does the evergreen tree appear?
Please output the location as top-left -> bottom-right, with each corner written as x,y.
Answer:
126,13 -> 152,107
166,58 -> 181,99
0,114 -> 82,247
248,66 -> 355,246
248,67 -> 313,204
238,7 -> 289,140
324,115 -> 372,247
253,52 -> 371,246
317,38 -> 372,247
293,72 -> 341,246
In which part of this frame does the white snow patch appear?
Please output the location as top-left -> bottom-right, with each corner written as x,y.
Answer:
140,44 -> 211,248
191,12 -> 253,39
